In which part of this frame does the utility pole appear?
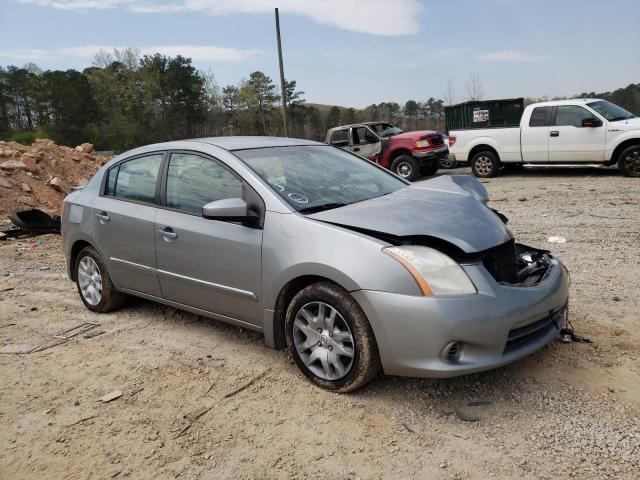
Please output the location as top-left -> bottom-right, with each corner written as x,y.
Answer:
275,8 -> 288,137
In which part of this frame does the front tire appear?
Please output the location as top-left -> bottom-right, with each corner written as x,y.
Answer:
618,145 -> 640,177
391,154 -> 419,181
471,151 -> 500,178
285,282 -> 381,392
75,246 -> 126,313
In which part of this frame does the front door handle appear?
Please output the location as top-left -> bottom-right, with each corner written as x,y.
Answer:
550,131 -> 559,137
96,211 -> 110,222
158,227 -> 178,240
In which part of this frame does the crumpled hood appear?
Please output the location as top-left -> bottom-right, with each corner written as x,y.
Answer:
308,175 -> 512,253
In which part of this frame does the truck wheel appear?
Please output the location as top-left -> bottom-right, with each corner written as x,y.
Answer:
618,145 -> 640,177
421,159 -> 439,177
391,155 -> 419,181
439,156 -> 457,169
471,151 -> 500,178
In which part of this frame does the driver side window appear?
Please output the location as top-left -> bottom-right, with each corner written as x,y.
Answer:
165,153 -> 243,215
554,106 -> 593,127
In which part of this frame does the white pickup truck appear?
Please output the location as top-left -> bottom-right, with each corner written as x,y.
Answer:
448,99 -> 639,177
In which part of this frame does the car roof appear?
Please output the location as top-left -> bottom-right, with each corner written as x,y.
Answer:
184,136 -> 323,151
529,98 -> 604,107
327,121 -> 392,131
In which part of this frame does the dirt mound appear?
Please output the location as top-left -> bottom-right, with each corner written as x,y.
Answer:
0,139 -> 111,220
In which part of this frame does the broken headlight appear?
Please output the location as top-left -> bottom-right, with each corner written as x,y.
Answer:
383,246 -> 477,296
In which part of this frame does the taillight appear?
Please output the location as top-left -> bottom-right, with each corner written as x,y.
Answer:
448,135 -> 456,147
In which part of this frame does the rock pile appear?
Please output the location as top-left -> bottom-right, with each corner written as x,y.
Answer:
0,139 -> 111,219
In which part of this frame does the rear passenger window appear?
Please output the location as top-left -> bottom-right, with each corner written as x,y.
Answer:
554,106 -> 592,127
529,107 -> 552,127
165,153 -> 243,215
330,129 -> 349,147
106,154 -> 163,203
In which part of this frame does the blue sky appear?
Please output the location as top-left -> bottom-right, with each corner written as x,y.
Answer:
0,0 -> 638,107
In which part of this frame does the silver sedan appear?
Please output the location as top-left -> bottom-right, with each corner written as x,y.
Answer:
62,137 -> 569,392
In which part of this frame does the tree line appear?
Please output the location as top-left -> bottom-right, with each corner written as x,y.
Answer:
1,48 -> 638,151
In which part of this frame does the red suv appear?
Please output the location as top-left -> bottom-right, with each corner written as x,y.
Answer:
326,122 -> 448,180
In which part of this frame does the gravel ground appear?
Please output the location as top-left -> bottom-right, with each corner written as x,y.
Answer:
1,165 -> 639,479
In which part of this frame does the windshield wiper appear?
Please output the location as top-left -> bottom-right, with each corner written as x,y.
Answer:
299,202 -> 347,214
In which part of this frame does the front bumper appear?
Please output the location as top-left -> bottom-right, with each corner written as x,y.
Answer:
412,146 -> 449,160
351,257 -> 569,378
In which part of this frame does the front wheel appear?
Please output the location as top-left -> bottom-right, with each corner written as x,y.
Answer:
391,154 -> 419,181
471,151 -> 500,178
285,282 -> 381,392
75,246 -> 126,313
618,145 -> 640,177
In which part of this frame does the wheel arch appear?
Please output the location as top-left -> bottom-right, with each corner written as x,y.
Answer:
270,275 -> 353,350
468,144 -> 500,162
610,137 -> 640,165
389,148 -> 413,161
69,239 -> 94,282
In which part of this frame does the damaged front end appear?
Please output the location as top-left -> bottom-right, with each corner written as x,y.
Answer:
479,240 -> 553,287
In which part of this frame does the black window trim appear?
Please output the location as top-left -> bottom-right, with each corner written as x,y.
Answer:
100,150 -> 167,208
528,106 -> 553,127
158,149 -> 266,228
99,149 -> 265,228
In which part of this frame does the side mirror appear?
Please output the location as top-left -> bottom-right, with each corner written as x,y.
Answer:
202,198 -> 259,226
582,117 -> 602,128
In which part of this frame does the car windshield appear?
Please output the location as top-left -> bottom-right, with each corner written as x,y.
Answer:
381,126 -> 404,137
587,100 -> 635,122
234,145 -> 406,213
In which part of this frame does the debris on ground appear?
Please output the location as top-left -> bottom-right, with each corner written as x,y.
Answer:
547,235 -> 567,244
52,321 -> 100,340
100,390 -> 124,403
0,209 -> 61,241
0,139 -> 112,218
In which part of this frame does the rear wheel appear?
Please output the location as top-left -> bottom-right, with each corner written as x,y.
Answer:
471,151 -> 500,178
439,156 -> 457,169
285,282 -> 381,392
391,154 -> 419,181
75,246 -> 126,313
618,145 -> 640,177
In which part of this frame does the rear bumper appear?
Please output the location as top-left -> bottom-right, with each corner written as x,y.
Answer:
351,257 -> 569,378
413,146 -> 449,160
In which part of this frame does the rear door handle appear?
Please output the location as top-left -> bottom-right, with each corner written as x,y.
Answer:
158,227 -> 177,240
95,211 -> 110,222
550,131 -> 559,137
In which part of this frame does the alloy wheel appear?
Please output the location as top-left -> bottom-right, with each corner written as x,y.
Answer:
396,161 -> 413,178
623,149 -> 640,175
475,155 -> 493,176
78,256 -> 103,306
292,301 -> 355,380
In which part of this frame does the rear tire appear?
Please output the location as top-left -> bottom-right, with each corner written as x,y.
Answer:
391,154 -> 419,181
618,145 -> 640,177
285,282 -> 381,392
471,151 -> 500,178
75,246 -> 126,313
420,159 -> 439,177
